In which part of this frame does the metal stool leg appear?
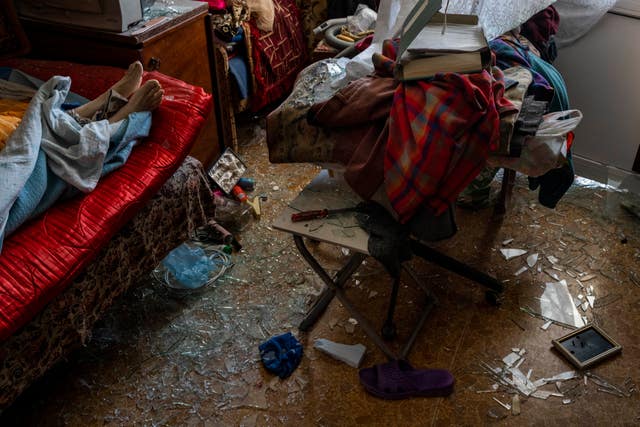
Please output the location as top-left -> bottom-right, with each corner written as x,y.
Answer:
495,168 -> 516,215
299,287 -> 335,332
293,235 -> 441,361
381,276 -> 400,340
409,239 -> 504,294
332,286 -> 398,360
399,294 -> 435,360
295,235 -> 366,331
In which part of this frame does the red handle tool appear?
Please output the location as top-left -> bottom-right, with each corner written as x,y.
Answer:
291,207 -> 359,222
291,209 -> 331,222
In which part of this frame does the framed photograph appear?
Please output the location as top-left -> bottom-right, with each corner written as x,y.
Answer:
552,324 -> 622,370
207,147 -> 247,194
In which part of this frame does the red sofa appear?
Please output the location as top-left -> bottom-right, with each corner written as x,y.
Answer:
0,59 -> 213,409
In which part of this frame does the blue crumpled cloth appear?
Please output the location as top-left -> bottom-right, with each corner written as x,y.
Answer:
228,56 -> 249,100
259,332 -> 303,379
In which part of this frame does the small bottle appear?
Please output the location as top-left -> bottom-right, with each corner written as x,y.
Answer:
232,185 -> 248,203
237,177 -> 255,192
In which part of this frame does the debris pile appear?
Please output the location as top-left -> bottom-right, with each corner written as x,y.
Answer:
478,348 -> 637,419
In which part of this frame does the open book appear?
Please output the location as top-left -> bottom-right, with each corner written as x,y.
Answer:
394,1 -> 490,81
405,13 -> 487,54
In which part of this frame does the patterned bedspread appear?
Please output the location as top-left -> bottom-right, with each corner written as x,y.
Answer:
0,156 -> 213,410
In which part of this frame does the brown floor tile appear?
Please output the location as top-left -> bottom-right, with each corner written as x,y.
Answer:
2,121 -> 639,426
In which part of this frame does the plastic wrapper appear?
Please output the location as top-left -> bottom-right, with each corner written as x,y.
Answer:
488,110 -> 583,177
346,4 -> 378,34
154,242 -> 233,292
159,242 -> 214,289
213,194 -> 253,232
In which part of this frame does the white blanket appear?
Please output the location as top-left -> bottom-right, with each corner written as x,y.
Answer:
0,74 -> 151,252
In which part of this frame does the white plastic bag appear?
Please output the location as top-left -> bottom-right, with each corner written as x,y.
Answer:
347,4 -> 378,34
488,110 -> 583,177
536,109 -> 583,137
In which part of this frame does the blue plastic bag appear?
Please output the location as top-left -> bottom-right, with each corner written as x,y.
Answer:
162,243 -> 214,289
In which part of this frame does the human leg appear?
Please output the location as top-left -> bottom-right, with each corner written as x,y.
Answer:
108,79 -> 163,124
71,61 -> 144,120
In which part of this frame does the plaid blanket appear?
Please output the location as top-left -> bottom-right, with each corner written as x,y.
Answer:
376,40 -> 515,222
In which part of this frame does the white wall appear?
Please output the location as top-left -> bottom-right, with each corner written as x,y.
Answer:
554,12 -> 640,178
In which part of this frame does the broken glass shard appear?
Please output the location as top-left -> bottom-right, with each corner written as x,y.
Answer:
501,249 -> 527,260
540,280 -> 585,328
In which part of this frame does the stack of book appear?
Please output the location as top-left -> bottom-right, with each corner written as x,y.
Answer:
394,6 -> 490,81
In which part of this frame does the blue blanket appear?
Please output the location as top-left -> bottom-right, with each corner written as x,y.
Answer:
0,70 -> 152,252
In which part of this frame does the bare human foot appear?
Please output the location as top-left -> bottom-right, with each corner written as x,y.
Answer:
71,61 -> 144,119
111,61 -> 143,98
108,79 -> 164,123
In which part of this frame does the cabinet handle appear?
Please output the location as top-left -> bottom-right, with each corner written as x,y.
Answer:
147,57 -> 161,71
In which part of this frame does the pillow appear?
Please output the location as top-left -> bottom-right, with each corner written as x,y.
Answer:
247,0 -> 275,33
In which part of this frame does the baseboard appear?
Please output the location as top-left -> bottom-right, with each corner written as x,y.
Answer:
573,154 -> 640,195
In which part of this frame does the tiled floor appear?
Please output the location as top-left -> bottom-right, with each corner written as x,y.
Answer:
2,121 -> 640,426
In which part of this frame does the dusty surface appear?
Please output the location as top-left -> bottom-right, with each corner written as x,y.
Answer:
2,120 -> 640,426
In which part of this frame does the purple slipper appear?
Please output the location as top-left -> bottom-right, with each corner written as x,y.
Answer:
358,359 -> 454,400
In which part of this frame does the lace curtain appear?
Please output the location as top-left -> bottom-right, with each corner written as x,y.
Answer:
375,0 -> 557,42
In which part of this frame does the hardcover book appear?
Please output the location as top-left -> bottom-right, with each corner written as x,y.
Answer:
394,2 -> 490,81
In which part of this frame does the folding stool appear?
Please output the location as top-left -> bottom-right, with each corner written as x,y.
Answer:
273,170 -> 502,360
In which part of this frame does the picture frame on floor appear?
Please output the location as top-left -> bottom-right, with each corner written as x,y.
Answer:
552,324 -> 622,370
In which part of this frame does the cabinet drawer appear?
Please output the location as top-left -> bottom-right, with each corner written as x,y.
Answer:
140,18 -> 212,93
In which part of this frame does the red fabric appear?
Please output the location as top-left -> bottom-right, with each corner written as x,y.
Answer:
248,0 -> 307,111
200,0 -> 227,11
371,40 -> 515,222
308,76 -> 398,200
566,131 -> 574,151
355,35 -> 374,53
385,71 -> 506,222
520,5 -> 559,52
0,59 -> 213,342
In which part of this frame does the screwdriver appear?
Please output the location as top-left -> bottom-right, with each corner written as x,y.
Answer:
291,207 -> 359,222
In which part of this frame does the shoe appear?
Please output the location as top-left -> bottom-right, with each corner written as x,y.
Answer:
358,359 -> 454,400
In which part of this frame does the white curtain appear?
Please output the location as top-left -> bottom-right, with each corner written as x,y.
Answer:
344,0 -> 614,84
554,0 -> 618,47
374,0 -> 558,42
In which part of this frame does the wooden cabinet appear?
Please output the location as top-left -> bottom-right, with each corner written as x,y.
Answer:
21,0 -> 223,168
